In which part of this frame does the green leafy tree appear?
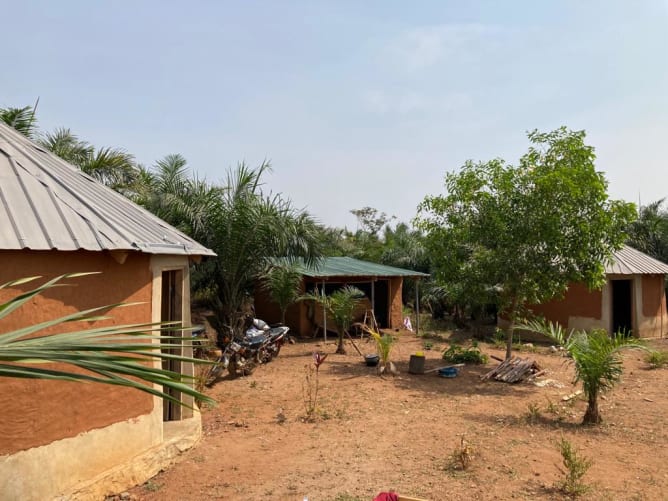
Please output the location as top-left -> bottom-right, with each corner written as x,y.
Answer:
416,128 -> 636,359
520,319 -> 645,424
0,274 -> 214,408
261,264 -> 303,325
302,285 -> 365,354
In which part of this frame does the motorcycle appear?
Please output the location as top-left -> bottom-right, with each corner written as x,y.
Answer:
205,318 -> 290,384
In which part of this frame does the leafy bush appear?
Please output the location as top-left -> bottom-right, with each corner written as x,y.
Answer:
556,437 -> 592,496
442,342 -> 488,364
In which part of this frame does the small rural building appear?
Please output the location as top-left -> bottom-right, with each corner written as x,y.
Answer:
525,245 -> 668,338
254,257 -> 428,336
0,122 -> 215,499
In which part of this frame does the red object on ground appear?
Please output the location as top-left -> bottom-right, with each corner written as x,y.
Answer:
373,493 -> 399,501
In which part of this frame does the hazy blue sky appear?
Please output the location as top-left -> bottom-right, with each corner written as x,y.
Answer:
3,1 -> 667,228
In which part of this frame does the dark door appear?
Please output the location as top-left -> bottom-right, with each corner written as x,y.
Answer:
161,270 -> 183,421
374,280 -> 389,328
611,279 -> 633,335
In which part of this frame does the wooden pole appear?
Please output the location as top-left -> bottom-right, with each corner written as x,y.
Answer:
322,280 -> 327,343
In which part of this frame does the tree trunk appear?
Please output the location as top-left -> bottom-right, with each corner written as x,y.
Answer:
582,390 -> 602,424
336,329 -> 346,354
280,309 -> 286,325
505,296 -> 519,360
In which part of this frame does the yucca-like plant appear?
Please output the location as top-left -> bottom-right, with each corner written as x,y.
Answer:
301,285 -> 365,354
519,318 -> 645,424
0,273 -> 215,408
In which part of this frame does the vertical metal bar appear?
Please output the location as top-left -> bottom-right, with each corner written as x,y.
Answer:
371,279 -> 375,322
415,279 -> 420,336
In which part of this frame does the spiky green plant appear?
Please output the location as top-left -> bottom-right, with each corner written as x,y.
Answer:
0,273 -> 215,408
519,318 -> 645,424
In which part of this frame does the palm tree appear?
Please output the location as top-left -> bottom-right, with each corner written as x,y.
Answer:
38,127 -> 92,166
519,319 -> 645,424
131,154 -> 222,240
303,285 -> 365,354
626,198 -> 668,264
37,127 -> 138,192
261,263 -> 303,325
0,105 -> 38,137
0,274 -> 214,408
205,162 -> 323,335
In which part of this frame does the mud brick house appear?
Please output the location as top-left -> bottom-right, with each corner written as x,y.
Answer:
525,245 -> 668,337
0,121 -> 215,499
254,257 -> 428,336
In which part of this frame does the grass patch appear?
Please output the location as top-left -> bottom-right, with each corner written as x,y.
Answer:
645,350 -> 668,369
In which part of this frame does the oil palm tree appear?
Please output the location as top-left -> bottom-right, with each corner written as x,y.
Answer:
205,162 -> 323,335
37,127 -> 138,192
0,273 -> 214,408
519,319 -> 645,424
0,105 -> 38,137
303,285 -> 365,354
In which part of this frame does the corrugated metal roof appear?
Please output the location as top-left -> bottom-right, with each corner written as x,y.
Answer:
280,256 -> 429,278
0,122 -> 215,256
605,245 -> 668,275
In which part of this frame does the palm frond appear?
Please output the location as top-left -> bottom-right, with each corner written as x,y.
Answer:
0,275 -> 215,408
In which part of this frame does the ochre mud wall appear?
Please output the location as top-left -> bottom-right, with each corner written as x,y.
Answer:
0,250 -> 154,455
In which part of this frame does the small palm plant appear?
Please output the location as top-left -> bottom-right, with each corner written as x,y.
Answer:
519,319 -> 645,424
261,263 -> 303,325
369,329 -> 397,376
0,273 -> 214,408
302,285 -> 365,354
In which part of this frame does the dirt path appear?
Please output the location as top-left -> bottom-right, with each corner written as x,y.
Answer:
128,332 -> 668,500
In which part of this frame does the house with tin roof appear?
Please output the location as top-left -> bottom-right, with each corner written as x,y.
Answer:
0,121 -> 215,500
254,256 -> 429,337
524,245 -> 668,337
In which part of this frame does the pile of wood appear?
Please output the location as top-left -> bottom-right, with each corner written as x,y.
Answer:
481,356 -> 543,383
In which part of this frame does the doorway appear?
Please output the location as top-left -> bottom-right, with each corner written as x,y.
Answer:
161,269 -> 183,421
611,279 -> 633,335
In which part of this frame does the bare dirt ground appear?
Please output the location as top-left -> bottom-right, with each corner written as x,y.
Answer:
128,329 -> 668,501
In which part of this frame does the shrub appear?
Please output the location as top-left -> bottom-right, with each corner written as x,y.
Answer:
556,437 -> 592,496
442,342 -> 488,364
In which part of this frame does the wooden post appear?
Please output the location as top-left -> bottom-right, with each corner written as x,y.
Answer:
322,280 -> 327,343
415,278 -> 420,336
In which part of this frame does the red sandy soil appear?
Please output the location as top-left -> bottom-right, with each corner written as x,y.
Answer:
127,330 -> 668,501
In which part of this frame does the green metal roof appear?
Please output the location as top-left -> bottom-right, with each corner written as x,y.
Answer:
281,256 -> 429,279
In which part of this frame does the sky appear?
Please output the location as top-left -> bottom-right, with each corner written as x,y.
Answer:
3,1 -> 667,229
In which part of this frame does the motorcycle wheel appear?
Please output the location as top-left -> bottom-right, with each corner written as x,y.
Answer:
205,360 -> 224,386
229,359 -> 254,378
256,347 -> 273,364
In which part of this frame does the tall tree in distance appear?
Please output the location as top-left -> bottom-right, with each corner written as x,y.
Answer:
626,198 -> 668,264
417,128 -> 636,359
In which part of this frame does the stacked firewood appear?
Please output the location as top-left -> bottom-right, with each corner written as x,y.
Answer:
481,356 -> 543,383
